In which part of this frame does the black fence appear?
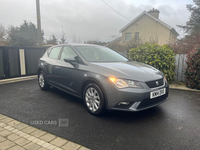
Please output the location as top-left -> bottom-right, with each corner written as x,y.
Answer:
0,46 -> 48,80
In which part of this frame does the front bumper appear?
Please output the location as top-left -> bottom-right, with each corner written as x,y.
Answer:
101,78 -> 169,111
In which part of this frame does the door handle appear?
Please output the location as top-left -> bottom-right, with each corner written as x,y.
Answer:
55,66 -> 60,69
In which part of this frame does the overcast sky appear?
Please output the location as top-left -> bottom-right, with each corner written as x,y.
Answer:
0,0 -> 194,42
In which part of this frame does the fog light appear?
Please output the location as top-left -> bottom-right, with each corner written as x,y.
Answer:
118,102 -> 130,105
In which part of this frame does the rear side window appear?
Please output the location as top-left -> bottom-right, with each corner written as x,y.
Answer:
60,46 -> 77,61
47,48 -> 52,56
49,47 -> 62,59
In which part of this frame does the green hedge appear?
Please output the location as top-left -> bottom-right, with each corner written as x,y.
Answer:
128,43 -> 176,82
185,46 -> 200,90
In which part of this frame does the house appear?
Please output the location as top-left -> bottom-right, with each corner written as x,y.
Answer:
108,8 -> 179,46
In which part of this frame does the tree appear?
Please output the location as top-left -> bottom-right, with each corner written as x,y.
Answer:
60,33 -> 67,44
0,23 -> 7,46
59,26 -> 68,44
170,33 -> 200,54
178,0 -> 200,34
171,0 -> 200,53
110,34 -> 120,41
86,40 -> 108,46
8,20 -> 43,46
0,24 -> 6,41
46,34 -> 58,45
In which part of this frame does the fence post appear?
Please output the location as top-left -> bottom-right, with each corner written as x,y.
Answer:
19,49 -> 26,75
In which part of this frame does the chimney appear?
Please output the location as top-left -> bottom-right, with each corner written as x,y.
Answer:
148,8 -> 159,19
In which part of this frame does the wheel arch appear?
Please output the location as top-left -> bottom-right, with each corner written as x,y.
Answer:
37,66 -> 46,77
37,67 -> 43,76
81,78 -> 108,109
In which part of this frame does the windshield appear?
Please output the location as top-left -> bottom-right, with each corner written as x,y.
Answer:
75,46 -> 128,62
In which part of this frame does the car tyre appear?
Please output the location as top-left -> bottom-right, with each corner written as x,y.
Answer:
38,71 -> 50,91
83,83 -> 106,116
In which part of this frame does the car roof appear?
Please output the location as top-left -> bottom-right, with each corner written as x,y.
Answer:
54,43 -> 104,47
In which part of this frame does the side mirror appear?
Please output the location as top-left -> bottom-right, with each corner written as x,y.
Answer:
64,58 -> 76,66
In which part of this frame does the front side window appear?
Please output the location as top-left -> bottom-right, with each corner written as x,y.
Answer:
76,46 -> 128,62
60,46 -> 77,61
49,47 -> 62,59
125,33 -> 132,41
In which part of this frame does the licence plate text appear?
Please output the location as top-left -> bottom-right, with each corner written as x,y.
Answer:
150,88 -> 166,99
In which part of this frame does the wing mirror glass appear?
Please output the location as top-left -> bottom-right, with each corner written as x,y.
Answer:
64,58 -> 75,63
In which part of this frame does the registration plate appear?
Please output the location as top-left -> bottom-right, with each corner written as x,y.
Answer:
150,88 -> 166,99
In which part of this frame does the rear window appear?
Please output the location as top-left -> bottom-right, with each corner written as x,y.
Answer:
49,47 -> 62,59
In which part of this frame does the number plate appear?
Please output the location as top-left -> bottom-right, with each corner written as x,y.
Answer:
150,88 -> 166,99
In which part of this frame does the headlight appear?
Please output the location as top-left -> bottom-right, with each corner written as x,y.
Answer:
164,77 -> 167,83
109,77 -> 143,88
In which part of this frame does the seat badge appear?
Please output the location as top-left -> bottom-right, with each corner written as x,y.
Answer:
156,81 -> 159,86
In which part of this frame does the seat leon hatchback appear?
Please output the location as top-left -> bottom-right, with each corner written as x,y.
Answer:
38,44 -> 169,115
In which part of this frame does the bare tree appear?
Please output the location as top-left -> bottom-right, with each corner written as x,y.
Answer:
59,26 -> 68,44
60,33 -> 67,44
46,34 -> 58,45
0,23 -> 7,45
149,35 -> 159,44
110,34 -> 121,41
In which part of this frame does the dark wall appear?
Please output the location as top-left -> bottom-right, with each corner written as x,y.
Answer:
8,49 -> 20,77
0,46 -> 48,79
25,48 -> 46,75
0,49 -> 4,78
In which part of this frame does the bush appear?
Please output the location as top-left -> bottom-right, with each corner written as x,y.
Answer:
185,46 -> 200,90
128,43 -> 176,82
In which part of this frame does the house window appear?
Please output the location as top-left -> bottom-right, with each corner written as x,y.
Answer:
125,33 -> 132,41
135,32 -> 139,41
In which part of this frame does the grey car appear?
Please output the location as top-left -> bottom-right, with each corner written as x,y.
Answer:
37,44 -> 169,115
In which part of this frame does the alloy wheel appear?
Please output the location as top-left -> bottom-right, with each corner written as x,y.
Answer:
39,73 -> 45,88
85,87 -> 100,112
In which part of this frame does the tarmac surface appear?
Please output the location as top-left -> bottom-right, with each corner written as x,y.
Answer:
0,79 -> 200,150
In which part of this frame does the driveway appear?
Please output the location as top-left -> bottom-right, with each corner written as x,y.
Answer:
0,79 -> 200,150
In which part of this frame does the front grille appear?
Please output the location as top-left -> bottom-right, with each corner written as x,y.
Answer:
145,78 -> 164,88
137,92 -> 168,109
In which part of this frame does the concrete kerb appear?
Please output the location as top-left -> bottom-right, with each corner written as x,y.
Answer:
169,84 -> 200,92
0,75 -> 37,85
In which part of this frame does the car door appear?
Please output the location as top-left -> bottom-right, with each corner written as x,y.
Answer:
56,46 -> 80,94
46,46 -> 62,86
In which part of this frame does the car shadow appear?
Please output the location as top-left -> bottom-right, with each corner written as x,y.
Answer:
47,86 -> 84,104
101,107 -> 165,122
47,87 -> 166,122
